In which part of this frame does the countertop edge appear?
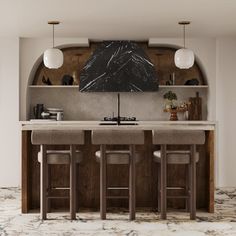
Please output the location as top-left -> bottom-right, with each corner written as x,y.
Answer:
20,120 -> 217,131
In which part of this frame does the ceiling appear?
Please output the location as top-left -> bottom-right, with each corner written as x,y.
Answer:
1,0 -> 236,39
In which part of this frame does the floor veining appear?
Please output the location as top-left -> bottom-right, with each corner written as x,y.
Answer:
1,188 -> 236,235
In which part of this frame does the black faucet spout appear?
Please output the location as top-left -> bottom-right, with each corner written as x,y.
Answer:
117,93 -> 120,125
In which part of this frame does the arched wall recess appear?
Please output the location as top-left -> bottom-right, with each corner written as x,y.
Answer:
26,42 -> 209,121
26,42 -> 90,119
27,43 -> 90,86
147,42 -> 208,85
29,43 -> 208,86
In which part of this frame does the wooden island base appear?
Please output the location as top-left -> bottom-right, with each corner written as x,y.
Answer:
22,129 -> 215,213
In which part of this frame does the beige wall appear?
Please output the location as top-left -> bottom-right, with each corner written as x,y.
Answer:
0,38 -> 20,186
29,88 -> 208,121
216,38 -> 236,187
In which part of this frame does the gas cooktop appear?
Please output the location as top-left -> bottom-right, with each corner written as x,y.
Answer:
100,116 -> 138,126
103,116 -> 137,122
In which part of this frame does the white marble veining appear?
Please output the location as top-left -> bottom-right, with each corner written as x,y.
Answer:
1,188 -> 236,235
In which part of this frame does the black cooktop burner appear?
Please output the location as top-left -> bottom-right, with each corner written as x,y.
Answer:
103,116 -> 137,122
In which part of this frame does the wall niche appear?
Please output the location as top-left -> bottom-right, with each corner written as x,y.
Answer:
32,42 -> 206,86
28,42 -> 208,121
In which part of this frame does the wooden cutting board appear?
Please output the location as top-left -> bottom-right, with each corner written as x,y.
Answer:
188,92 -> 202,120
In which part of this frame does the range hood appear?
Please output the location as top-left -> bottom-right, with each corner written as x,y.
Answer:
79,41 -> 158,92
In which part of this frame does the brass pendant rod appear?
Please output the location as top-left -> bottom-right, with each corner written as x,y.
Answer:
48,21 -> 60,48
178,21 -> 190,49
183,24 -> 186,48
52,24 -> 55,48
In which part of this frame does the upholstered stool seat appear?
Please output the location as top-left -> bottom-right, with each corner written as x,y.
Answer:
153,150 -> 199,164
38,150 -> 83,164
95,150 -> 142,164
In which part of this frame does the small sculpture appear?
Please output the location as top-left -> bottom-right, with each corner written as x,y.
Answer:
166,72 -> 175,85
42,76 -> 52,85
61,74 -> 73,85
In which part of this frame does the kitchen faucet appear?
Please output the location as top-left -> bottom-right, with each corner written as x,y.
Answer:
117,93 -> 121,125
99,93 -> 137,126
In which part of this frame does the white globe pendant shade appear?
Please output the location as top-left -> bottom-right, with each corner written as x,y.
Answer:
43,48 -> 63,69
174,48 -> 194,69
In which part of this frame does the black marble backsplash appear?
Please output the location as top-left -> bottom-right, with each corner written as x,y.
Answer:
79,41 -> 159,92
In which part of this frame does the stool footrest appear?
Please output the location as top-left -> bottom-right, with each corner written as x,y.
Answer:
107,187 -> 129,190
167,187 -> 186,190
167,195 -> 188,199
51,187 -> 70,190
47,196 -> 70,199
106,196 -> 129,199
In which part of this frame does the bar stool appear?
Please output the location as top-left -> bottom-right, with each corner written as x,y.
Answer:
152,130 -> 205,220
91,130 -> 144,220
31,130 -> 84,220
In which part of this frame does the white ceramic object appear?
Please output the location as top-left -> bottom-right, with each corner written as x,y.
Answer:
174,48 -> 194,69
43,48 -> 63,69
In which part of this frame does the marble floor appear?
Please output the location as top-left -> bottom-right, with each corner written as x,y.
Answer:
1,188 -> 236,235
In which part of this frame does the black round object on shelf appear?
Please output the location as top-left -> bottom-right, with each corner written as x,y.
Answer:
61,74 -> 73,85
185,78 -> 199,85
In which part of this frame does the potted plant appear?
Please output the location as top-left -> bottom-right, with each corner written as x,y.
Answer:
163,91 -> 177,109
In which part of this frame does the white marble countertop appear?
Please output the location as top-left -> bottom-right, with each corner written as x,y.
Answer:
21,120 -> 217,131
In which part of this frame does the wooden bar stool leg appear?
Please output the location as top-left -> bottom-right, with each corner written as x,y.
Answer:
129,145 -> 136,220
185,164 -> 190,212
190,145 -> 197,220
47,165 -> 51,213
160,145 -> 167,220
76,164 -> 79,213
157,164 -> 161,213
70,145 -> 76,220
40,145 -> 47,220
100,144 -> 107,220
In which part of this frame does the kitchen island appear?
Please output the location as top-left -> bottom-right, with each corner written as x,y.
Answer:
21,120 -> 216,214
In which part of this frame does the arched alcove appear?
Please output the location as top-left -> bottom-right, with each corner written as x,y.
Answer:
27,42 -> 209,121
29,43 -> 208,86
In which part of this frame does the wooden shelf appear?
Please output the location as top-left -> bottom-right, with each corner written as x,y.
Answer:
159,85 -> 208,88
29,85 -> 208,89
29,85 -> 79,88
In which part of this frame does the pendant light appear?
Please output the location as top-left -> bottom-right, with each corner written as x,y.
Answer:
174,21 -> 194,69
43,21 -> 63,69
